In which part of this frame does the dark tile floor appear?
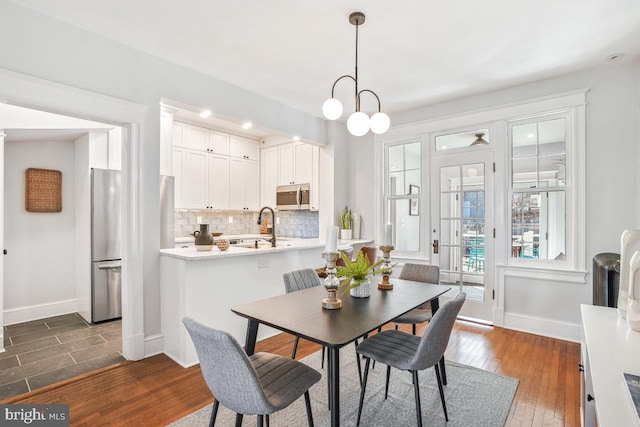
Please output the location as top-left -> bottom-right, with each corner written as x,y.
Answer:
0,313 -> 124,400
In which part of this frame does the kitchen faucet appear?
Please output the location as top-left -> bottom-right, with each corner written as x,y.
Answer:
257,206 -> 277,247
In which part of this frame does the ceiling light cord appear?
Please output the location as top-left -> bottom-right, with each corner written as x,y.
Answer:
322,12 -> 390,136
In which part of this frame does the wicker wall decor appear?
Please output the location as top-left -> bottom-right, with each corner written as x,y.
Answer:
25,168 -> 62,213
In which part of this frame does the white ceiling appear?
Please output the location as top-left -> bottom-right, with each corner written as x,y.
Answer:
10,0 -> 640,120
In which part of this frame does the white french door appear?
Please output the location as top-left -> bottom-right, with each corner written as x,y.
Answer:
430,150 -> 495,322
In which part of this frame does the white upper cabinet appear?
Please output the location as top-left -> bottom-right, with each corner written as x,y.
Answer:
230,158 -> 260,211
208,154 -> 230,209
230,135 -> 261,160
171,121 -> 186,147
209,130 -> 230,155
261,141 -> 319,211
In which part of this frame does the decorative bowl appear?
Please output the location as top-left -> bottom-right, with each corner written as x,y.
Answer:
212,232 -> 223,237
216,239 -> 230,251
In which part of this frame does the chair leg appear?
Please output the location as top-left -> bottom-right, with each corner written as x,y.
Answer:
209,399 -> 219,427
235,414 -> 243,427
395,324 -> 398,330
356,358 -> 371,426
412,371 -> 423,427
384,365 -> 391,399
266,414 -> 270,427
412,323 -> 416,335
434,364 -> 449,421
304,390 -> 314,427
291,336 -> 300,359
257,414 -> 263,427
321,346 -> 325,369
355,340 -> 363,385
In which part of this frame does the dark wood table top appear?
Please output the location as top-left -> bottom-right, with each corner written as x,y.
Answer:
231,279 -> 451,348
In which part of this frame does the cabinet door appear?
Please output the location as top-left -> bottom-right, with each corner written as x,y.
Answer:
229,135 -> 245,158
311,145 -> 319,211
208,154 -> 230,209
229,157 -> 245,210
245,139 -> 261,161
278,143 -> 295,185
244,160 -> 260,210
294,142 -> 313,184
160,112 -> 173,175
172,147 -> 186,208
171,121 -> 186,147
183,149 -> 209,209
261,147 -> 278,208
185,124 -> 209,151
209,131 -> 229,155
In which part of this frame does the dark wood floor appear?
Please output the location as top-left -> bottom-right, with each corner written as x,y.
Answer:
3,320 -> 581,426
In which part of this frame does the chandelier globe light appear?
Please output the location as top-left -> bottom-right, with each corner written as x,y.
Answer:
322,12 -> 390,136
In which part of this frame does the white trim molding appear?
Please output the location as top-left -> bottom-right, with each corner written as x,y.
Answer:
3,300 -> 78,326
503,311 -> 581,343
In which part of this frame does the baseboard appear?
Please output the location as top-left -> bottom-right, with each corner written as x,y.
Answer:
503,312 -> 581,343
3,300 -> 78,325
144,333 -> 164,358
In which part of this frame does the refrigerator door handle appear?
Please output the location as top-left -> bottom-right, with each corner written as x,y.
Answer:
98,263 -> 122,270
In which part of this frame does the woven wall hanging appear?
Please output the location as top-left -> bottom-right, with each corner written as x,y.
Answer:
25,168 -> 62,213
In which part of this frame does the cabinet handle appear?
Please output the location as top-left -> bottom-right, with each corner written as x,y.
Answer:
587,394 -> 594,402
578,363 -> 584,372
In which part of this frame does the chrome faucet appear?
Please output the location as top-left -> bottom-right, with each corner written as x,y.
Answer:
257,206 -> 276,247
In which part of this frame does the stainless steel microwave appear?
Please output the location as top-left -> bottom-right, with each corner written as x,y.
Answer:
276,184 -> 310,210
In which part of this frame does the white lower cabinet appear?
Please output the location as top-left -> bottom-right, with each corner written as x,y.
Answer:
230,158 -> 260,211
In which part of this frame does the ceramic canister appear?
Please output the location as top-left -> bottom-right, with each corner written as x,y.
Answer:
193,224 -> 214,251
618,230 -> 640,319
626,251 -> 640,331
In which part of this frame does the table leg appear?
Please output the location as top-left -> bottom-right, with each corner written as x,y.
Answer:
328,347 -> 340,426
430,298 -> 447,385
244,319 -> 259,356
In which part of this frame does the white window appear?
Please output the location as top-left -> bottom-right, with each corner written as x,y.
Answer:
509,113 -> 571,264
383,140 -> 423,257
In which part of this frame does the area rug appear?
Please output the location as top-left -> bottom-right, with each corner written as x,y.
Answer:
168,344 -> 518,426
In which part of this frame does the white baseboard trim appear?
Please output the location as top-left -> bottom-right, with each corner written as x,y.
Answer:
3,300 -> 78,325
503,312 -> 581,343
144,333 -> 164,358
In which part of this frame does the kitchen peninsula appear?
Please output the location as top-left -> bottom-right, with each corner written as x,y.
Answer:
160,238 -> 372,367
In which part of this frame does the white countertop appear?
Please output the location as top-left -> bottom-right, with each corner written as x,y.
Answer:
161,238 -> 374,260
581,304 -> 640,426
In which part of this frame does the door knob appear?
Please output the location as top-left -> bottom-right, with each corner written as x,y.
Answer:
432,240 -> 439,254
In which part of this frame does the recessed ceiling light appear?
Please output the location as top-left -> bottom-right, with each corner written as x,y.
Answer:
242,122 -> 252,130
606,53 -> 625,62
292,136 -> 300,141
200,110 -> 212,118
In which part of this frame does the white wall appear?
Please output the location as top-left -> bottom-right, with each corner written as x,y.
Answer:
0,2 -> 328,341
4,140 -> 77,322
351,60 -> 640,340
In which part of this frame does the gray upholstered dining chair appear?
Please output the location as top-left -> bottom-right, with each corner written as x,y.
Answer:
392,263 -> 440,335
183,317 -> 321,427
283,268 -> 324,360
355,292 -> 466,427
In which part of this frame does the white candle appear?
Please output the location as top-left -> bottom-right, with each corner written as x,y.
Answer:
383,224 -> 393,246
326,226 -> 339,253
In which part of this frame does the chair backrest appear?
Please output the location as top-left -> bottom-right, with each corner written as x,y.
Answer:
411,292 -> 466,370
182,317 -> 271,414
399,263 -> 440,284
359,246 -> 378,266
283,268 -> 322,293
335,248 -> 354,267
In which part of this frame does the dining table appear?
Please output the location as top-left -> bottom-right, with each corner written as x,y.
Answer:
231,278 -> 452,427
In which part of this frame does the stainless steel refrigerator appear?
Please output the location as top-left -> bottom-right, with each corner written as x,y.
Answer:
91,168 -> 122,323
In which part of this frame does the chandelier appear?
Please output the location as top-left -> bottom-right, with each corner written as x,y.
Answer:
322,12 -> 390,136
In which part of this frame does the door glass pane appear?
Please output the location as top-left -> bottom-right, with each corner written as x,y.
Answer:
440,194 -> 460,219
440,166 -> 460,192
405,142 -> 421,170
435,129 -> 490,151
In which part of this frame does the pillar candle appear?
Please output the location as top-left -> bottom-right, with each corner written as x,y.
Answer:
326,226 -> 339,253
383,224 -> 393,246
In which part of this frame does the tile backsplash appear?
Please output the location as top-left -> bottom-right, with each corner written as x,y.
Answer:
175,209 -> 319,239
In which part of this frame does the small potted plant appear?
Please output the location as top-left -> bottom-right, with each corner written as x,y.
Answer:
340,206 -> 353,240
336,251 -> 385,298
